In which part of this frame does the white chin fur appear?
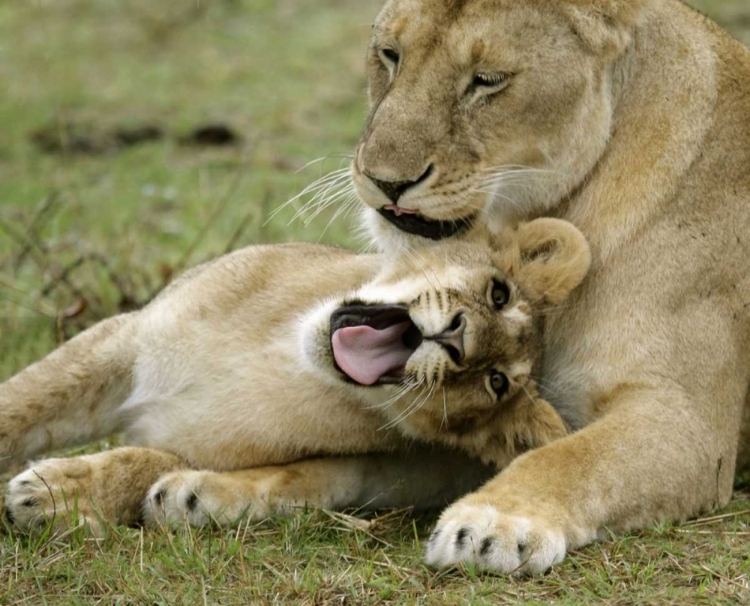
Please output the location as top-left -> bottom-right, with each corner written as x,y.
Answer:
359,206 -> 426,256
296,298 -> 348,387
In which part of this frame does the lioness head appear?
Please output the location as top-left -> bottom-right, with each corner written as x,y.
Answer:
351,0 -> 648,247
302,218 -> 590,452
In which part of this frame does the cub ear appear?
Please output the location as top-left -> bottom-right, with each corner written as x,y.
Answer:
562,0 -> 651,57
502,218 -> 591,305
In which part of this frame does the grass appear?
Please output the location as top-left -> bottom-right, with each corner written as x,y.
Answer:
1,0 -> 749,603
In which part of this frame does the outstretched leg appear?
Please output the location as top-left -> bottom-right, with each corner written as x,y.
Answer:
144,448 -> 495,527
6,447 -> 184,534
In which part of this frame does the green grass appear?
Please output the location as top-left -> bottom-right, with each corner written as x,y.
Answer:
1,1 -> 750,603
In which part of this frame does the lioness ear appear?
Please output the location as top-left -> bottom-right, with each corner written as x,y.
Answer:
562,0 -> 651,57
506,218 -> 591,305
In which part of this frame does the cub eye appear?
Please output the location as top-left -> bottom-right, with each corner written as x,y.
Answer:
379,48 -> 400,67
470,72 -> 511,96
490,280 -> 510,310
489,371 -> 509,398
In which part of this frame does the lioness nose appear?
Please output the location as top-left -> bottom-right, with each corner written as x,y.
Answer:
365,165 -> 433,204
426,313 -> 466,364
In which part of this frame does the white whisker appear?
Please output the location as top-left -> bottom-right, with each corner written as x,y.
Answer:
380,379 -> 436,431
266,166 -> 352,224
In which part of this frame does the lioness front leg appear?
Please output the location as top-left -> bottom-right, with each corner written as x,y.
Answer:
144,448 -> 494,527
6,447 -> 184,534
425,385 -> 740,575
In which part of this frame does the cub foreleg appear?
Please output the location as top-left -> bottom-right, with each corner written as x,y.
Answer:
6,447 -> 184,535
144,448 -> 495,527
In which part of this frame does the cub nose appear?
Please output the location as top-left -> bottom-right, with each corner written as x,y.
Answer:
426,313 -> 466,364
365,165 -> 434,204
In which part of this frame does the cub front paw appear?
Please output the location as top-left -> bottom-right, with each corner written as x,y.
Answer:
143,470 -> 269,527
5,458 -> 100,533
424,502 -> 566,576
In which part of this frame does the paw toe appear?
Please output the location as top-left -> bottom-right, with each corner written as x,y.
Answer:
144,472 -> 210,527
425,502 -> 566,575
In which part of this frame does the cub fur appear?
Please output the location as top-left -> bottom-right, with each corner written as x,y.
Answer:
2,219 -> 589,533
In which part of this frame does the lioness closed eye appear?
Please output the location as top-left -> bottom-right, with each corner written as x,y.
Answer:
2,218 -> 589,534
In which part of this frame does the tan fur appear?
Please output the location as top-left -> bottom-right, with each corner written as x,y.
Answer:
2,220 -> 590,533
348,0 -> 750,575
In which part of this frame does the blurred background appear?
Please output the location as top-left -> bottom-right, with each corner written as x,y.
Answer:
1,0 -> 748,378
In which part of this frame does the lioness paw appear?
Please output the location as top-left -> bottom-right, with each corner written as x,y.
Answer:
424,502 -> 566,576
143,470 -> 269,527
5,458 -> 101,534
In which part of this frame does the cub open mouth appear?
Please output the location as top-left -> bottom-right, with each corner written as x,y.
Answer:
330,303 -> 423,386
377,208 -> 475,240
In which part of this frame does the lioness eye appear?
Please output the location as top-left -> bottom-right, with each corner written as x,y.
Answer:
469,72 -> 511,97
489,371 -> 509,398
490,280 -> 510,310
380,48 -> 400,66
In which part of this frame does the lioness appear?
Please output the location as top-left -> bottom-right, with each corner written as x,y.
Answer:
2,219 -> 589,535
338,0 -> 750,575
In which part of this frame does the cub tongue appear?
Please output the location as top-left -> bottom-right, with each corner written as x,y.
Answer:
332,321 -> 412,386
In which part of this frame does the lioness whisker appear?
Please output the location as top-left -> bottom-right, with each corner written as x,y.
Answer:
315,192 -> 359,241
271,166 -> 350,214
302,182 -> 355,222
268,167 -> 352,223
293,154 -> 354,175
294,183 -> 355,226
292,174 -> 354,222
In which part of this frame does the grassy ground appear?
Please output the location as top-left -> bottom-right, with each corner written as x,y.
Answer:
1,1 -> 749,603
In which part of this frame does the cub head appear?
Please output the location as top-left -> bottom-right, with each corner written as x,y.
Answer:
302,218 -> 590,452
351,0 -> 649,247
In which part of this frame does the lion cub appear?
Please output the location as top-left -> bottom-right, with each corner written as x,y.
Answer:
2,219 -> 590,532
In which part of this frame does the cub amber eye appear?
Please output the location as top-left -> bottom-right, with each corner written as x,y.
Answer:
490,280 -> 510,310
490,371 -> 509,398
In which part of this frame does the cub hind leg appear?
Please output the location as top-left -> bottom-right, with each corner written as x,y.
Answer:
6,447 -> 184,535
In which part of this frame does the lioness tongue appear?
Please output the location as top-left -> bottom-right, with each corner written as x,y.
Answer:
332,322 -> 412,386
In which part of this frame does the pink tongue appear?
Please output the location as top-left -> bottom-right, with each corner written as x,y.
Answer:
332,322 -> 413,386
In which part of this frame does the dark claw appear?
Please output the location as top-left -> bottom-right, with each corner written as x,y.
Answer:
455,527 -> 469,548
479,537 -> 494,557
185,492 -> 198,511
